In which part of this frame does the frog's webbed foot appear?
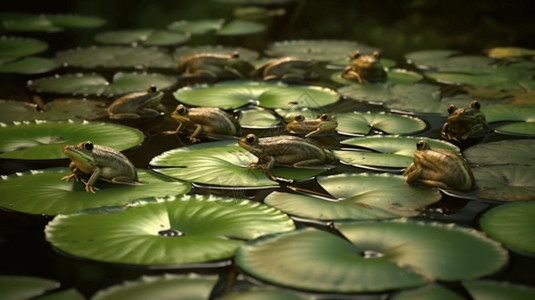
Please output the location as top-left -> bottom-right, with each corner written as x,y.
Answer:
61,173 -> 79,182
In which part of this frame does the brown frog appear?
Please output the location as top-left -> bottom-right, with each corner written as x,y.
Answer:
252,56 -> 318,81
285,113 -> 338,137
107,85 -> 165,119
403,140 -> 475,192
440,100 -> 491,143
341,51 -> 387,83
176,52 -> 254,78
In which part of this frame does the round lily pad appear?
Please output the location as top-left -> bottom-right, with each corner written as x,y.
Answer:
0,120 -> 144,160
149,140 -> 325,187
168,19 -> 226,35
406,50 -> 491,71
0,99 -> 107,122
265,173 -> 441,220
236,219 -> 507,293
220,287 -> 312,300
335,136 -> 459,170
479,201 -> 535,253
92,274 -> 218,300
27,72 -> 177,97
238,108 -> 281,128
173,81 -> 339,109
462,280 -> 535,300
45,194 -> 295,265
55,46 -> 177,69
391,284 -> 465,300
95,29 -> 189,46
0,56 -> 59,74
216,19 -> 266,35
173,45 -> 259,62
472,165 -> 535,201
0,275 -> 60,300
482,104 -> 535,136
335,111 -> 426,135
0,36 -> 48,59
2,13 -> 105,32
0,168 -> 191,215
330,68 -> 423,85
425,68 -> 535,90
265,40 -> 379,61
46,14 -> 107,28
463,139 -> 535,167
487,46 -> 535,59
405,50 -> 461,69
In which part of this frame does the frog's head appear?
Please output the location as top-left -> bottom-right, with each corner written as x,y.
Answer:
63,141 -> 97,169
238,134 -> 262,156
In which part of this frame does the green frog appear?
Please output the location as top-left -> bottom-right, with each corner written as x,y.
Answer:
252,57 -> 318,80
238,133 -> 334,179
285,113 -> 338,137
176,52 -> 254,78
403,140 -> 475,191
341,51 -> 387,83
107,85 -> 165,119
440,100 -> 491,143
62,141 -> 142,193
165,104 -> 237,142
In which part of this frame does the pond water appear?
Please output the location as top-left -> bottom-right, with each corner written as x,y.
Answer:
1,0 -> 534,299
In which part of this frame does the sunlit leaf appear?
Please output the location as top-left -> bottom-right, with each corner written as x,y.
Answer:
487,46 -> 535,59
335,111 -> 426,135
239,108 -> 281,128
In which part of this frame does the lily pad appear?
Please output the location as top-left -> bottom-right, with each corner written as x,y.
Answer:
0,168 -> 191,215
405,50 -> 491,71
265,40 -> 379,61
265,173 -> 441,220
391,284 -> 465,300
472,165 -> 535,201
482,104 -> 535,136
92,274 -> 218,300
95,29 -> 189,46
55,46 -> 177,69
425,68 -> 535,90
45,194 -> 295,265
173,45 -> 259,62
168,19 -> 226,35
479,201 -> 535,253
149,140 -> 324,187
462,280 -> 535,300
0,120 -> 144,160
219,287 -> 312,300
27,72 -> 177,97
330,68 -> 423,85
173,81 -> 339,109
335,136 -> 459,169
2,13 -> 105,32
0,56 -> 59,74
0,36 -> 48,59
463,139 -> 534,166
238,108 -> 281,128
216,19 -> 266,35
405,50 -> 461,69
0,275 -> 60,300
236,219 -> 507,293
0,99 -> 107,122
487,46 -> 535,59
335,111 -> 426,135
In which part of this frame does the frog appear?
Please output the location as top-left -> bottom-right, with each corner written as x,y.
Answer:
341,51 -> 387,83
238,133 -> 334,180
403,140 -> 475,191
285,113 -> 338,137
176,51 -> 254,78
107,85 -> 165,119
61,141 -> 142,193
252,56 -> 318,81
440,100 -> 491,143
165,104 -> 237,142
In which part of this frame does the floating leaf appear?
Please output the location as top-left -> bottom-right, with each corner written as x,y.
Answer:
27,72 -> 177,96
487,46 -> 535,59
0,99 -> 107,122
479,201 -> 535,253
425,68 -> 535,90
0,275 -> 59,300
173,81 -> 339,109
335,136 -> 459,169
220,287 -> 312,300
45,194 -> 295,265
92,274 -> 218,300
0,121 -> 144,160
463,280 -> 535,300
0,168 -> 191,215
330,68 -> 423,85
464,139 -> 534,167
216,19 -> 266,35
335,111 -> 426,135
391,284 -> 465,300
149,140 -> 324,187
472,165 -> 535,201
0,56 -> 59,74
55,46 -> 177,69
95,29 -> 189,46
482,104 -> 535,136
2,13 -> 105,31
168,19 -> 225,34
0,36 -> 48,59
405,50 -> 460,70
265,40 -> 379,61
266,173 -> 440,220
174,45 -> 259,62
45,14 -> 106,28
239,108 -> 281,128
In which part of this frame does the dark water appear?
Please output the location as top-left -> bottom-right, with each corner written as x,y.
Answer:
1,0 -> 534,298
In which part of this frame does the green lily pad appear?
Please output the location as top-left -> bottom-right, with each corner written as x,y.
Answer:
37,288 -> 85,300
487,46 -> 535,59
0,275 -> 60,300
464,139 -> 534,166
27,72 -> 177,97
265,40 -> 379,61
482,104 -> 535,136
95,29 -> 189,46
55,46 -> 177,69
391,284 -> 466,300
463,280 -> 535,300
0,168 -> 191,215
0,56 -> 59,74
0,99 -> 107,122
0,120 -> 144,160
239,108 -> 281,128
173,81 -> 339,109
168,19 -> 225,34
173,45 -> 259,62
472,165 -> 535,201
149,140 -> 324,187
216,19 -> 266,35
406,50 -> 491,71
335,136 -> 459,169
45,194 -> 295,265
0,36 -> 48,59
335,111 -> 426,135
405,50 -> 461,69
479,201 -> 535,253
92,274 -> 218,300
220,287 -> 312,300
46,14 -> 107,28
494,122 -> 535,136
265,173 -> 441,220
236,219 -> 507,293
425,68 -> 535,90
2,13 -> 105,32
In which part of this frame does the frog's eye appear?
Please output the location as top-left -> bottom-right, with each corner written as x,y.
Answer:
349,51 -> 360,59
148,85 -> 158,93
245,134 -> 258,145
319,114 -> 329,121
293,115 -> 304,122
447,105 -> 457,114
176,105 -> 188,115
416,140 -> 427,150
471,101 -> 481,109
83,141 -> 94,151
230,51 -> 240,59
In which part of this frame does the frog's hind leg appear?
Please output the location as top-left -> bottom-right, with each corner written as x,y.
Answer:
109,177 -> 146,186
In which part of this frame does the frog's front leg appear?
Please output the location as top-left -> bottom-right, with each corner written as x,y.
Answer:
163,122 -> 184,135
342,70 -> 365,83
403,162 -> 422,184
304,127 -> 322,138
85,167 -> 102,193
61,162 -> 81,182
188,124 -> 203,142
